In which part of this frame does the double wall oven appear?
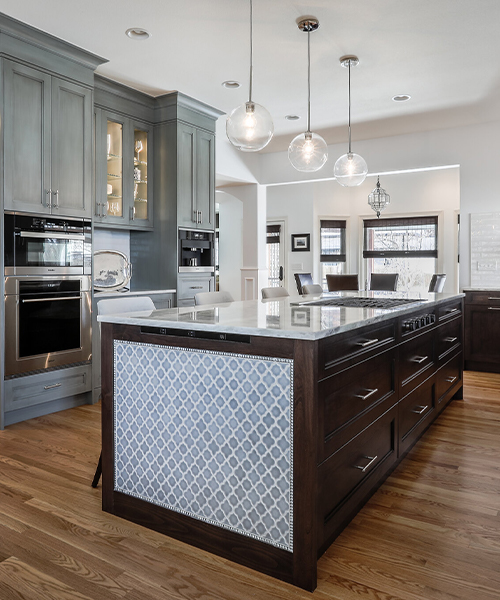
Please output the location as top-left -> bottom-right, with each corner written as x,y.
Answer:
4,213 -> 92,378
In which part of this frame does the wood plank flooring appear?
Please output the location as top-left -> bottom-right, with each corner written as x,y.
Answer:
0,371 -> 499,599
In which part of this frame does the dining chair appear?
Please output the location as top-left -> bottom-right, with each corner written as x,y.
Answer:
92,295 -> 155,488
428,274 -> 446,293
369,273 -> 399,291
302,283 -> 324,295
261,287 -> 290,299
194,290 -> 234,305
326,274 -> 359,292
294,273 -> 313,295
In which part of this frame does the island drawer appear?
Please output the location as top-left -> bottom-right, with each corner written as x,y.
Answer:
319,348 -> 396,460
437,299 -> 463,322
399,375 -> 435,455
465,291 -> 500,305
436,315 -> 462,362
399,329 -> 435,395
436,352 -> 462,408
319,403 -> 397,548
319,320 -> 396,377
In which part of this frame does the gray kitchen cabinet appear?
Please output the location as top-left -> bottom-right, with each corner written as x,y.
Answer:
177,123 -> 215,230
3,59 -> 92,218
177,273 -> 214,307
94,108 -> 153,229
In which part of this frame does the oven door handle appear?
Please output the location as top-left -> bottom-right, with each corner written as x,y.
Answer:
19,231 -> 85,241
21,295 -> 82,303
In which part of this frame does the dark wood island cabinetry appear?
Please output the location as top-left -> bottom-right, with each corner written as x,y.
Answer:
99,292 -> 464,591
465,290 -> 500,372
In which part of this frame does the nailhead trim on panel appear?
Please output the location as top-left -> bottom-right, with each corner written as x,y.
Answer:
113,340 -> 294,551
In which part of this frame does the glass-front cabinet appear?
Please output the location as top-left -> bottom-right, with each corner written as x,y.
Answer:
95,109 -> 153,229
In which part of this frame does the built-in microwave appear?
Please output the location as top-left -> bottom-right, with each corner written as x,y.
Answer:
4,212 -> 91,276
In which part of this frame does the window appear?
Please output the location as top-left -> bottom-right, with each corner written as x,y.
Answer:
320,220 -> 346,290
363,216 -> 438,293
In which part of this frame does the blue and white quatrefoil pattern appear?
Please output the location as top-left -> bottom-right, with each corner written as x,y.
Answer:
113,340 -> 294,551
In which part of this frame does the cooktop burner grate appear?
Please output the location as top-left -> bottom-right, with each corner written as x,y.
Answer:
303,297 -> 425,309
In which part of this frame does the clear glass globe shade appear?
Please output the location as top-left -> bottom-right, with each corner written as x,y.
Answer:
334,152 -> 368,186
226,101 -> 274,152
288,131 -> 328,172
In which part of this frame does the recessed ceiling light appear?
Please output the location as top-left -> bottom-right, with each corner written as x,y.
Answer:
392,94 -> 411,102
125,28 -> 151,41
285,115 -> 300,121
222,80 -> 241,89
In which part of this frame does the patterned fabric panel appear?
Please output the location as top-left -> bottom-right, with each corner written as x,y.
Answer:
114,340 -> 294,551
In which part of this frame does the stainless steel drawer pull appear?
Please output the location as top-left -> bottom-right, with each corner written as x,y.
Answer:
488,307 -> 500,311
487,297 -> 500,301
356,338 -> 379,347
22,296 -> 81,303
445,308 -> 459,313
44,383 -> 62,390
444,336 -> 458,343
411,405 -> 429,415
354,455 -> 378,472
355,388 -> 379,401
445,376 -> 457,383
189,286 -> 203,289
412,355 -> 428,364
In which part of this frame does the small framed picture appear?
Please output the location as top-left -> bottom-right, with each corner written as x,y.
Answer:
291,233 -> 310,252
291,307 -> 311,327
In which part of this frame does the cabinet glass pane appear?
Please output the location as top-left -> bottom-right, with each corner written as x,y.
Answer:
133,128 -> 148,220
107,120 -> 123,217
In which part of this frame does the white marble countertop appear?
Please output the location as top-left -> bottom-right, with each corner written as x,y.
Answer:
98,291 -> 464,341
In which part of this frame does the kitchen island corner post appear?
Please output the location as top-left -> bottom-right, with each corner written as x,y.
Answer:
291,337 -> 319,591
101,321 -> 116,513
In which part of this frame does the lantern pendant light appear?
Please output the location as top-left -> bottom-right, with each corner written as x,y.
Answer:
334,55 -> 368,186
226,0 -> 274,152
368,176 -> 390,217
288,17 -> 328,172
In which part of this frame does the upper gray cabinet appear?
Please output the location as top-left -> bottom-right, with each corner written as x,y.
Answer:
94,77 -> 155,230
3,60 -> 93,217
177,123 -> 215,230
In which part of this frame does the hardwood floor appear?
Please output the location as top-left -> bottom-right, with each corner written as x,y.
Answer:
0,371 -> 499,599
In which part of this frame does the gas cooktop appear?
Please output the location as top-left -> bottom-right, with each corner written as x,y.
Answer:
300,297 -> 425,309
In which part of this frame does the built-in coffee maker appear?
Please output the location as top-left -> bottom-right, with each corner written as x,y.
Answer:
178,229 -> 215,273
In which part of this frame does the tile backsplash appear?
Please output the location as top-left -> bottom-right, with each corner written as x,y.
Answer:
93,229 -> 130,258
470,212 -> 500,288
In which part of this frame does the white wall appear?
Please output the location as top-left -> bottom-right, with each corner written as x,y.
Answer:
266,167 -> 460,294
216,190 -> 244,300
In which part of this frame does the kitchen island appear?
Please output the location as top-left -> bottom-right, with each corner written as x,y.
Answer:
99,291 -> 464,591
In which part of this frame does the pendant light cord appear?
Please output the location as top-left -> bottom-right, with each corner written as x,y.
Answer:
347,59 -> 352,154
307,28 -> 311,133
248,0 -> 253,103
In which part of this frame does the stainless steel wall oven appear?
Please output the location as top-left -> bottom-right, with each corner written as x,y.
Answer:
4,213 -> 92,378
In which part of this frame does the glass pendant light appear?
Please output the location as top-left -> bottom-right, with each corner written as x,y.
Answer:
226,0 -> 274,152
368,176 -> 390,217
334,55 -> 368,186
288,18 -> 328,172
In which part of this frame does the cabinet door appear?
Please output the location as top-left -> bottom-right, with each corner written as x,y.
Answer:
51,77 -> 92,217
3,60 -> 51,213
130,121 -> 153,229
465,303 -> 500,366
196,129 -> 215,230
177,123 -> 197,228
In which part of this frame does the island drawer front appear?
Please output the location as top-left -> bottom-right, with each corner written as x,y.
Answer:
319,321 -> 396,377
319,404 -> 397,544
4,364 -> 91,412
320,349 -> 396,460
465,291 -> 500,305
437,299 -> 463,322
436,315 -> 462,362
436,352 -> 462,407
399,375 -> 435,451
399,329 -> 435,394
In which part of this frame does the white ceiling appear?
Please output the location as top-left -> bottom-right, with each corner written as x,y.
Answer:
2,0 -> 500,153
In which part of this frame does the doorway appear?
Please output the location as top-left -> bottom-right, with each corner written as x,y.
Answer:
266,220 -> 286,289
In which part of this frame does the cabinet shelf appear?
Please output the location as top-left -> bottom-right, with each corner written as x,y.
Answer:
107,194 -> 122,199
134,159 -> 147,166
107,173 -> 122,179
107,153 -> 122,160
